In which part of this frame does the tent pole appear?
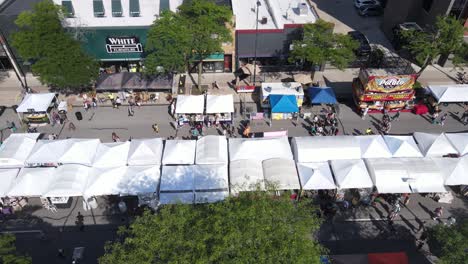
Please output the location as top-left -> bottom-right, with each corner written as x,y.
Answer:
17,112 -> 22,125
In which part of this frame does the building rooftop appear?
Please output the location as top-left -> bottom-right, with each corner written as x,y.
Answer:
232,0 -> 317,30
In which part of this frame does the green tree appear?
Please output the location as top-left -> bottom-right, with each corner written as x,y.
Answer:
0,234 -> 31,264
11,0 -> 98,91
100,191 -> 325,264
288,19 -> 358,71
401,15 -> 467,74
145,0 -> 232,89
427,220 -> 468,264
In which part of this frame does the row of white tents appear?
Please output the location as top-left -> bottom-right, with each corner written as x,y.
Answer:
175,95 -> 234,114
0,132 -> 467,204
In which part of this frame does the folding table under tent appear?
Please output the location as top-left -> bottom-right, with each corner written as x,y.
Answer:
0,133 -> 40,168
404,158 -> 447,193
262,158 -> 300,190
365,159 -> 412,194
26,139 -> 73,166
43,165 -> 91,197
428,84 -> 468,103
445,133 -> 468,156
93,142 -> 130,167
0,169 -> 20,197
159,165 -> 195,204
296,162 -> 336,190
269,94 -> 299,120
355,135 -> 392,158
127,138 -> 164,166
413,132 -> 458,157
195,136 -> 228,165
7,167 -> 55,197
291,136 -> 361,163
433,157 -> 468,185
330,159 -> 374,189
307,87 -> 338,104
382,136 -> 423,158
58,139 -> 100,166
228,136 -> 293,162
229,159 -> 264,193
15,93 -> 56,125
162,140 -> 196,165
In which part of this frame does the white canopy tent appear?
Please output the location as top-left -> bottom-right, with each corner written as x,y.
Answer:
0,133 -> 40,168
413,132 -> 458,157
229,137 -> 293,161
193,164 -> 228,191
127,138 -> 164,166
291,136 -> 361,163
58,139 -> 100,166
330,159 -> 373,189
296,162 -> 336,190
365,159 -> 412,193
160,165 -> 194,192
85,167 -> 128,196
16,93 -> 56,113
162,140 -> 196,165
7,168 -> 55,197
195,191 -> 229,203
175,95 -> 205,114
43,165 -> 91,197
0,169 -> 20,197
159,192 -> 194,205
445,133 -> 468,156
26,139 -> 72,166
262,158 -> 300,190
206,95 -> 234,113
229,159 -> 264,193
433,157 -> 468,185
356,135 -> 392,158
405,158 -> 447,193
383,136 -> 423,158
428,84 -> 468,103
93,142 -> 130,167
121,166 -> 161,195
195,136 -> 228,164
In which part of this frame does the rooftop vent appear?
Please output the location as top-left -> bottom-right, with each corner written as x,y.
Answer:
260,16 -> 268,24
299,2 -> 308,16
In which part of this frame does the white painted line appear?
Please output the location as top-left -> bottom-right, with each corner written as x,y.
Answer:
0,230 -> 42,234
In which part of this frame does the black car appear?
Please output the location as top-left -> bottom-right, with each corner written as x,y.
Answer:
348,31 -> 372,56
358,5 -> 383,16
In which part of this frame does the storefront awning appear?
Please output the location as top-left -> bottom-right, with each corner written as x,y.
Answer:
112,0 -> 123,17
93,0 -> 105,17
129,0 -> 140,16
95,73 -> 173,91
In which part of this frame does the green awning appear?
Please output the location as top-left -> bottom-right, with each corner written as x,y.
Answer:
129,0 -> 140,17
93,0 -> 104,17
159,0 -> 170,13
192,53 -> 225,61
112,0 -> 122,17
61,0 -> 74,17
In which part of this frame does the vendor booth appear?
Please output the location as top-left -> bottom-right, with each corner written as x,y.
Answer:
26,140 -> 72,167
330,159 -> 373,189
444,133 -> 468,156
260,82 -> 304,108
195,136 -> 228,165
0,169 -> 20,197
159,165 -> 195,204
365,159 -> 412,194
269,94 -> 299,120
127,138 -> 163,166
296,162 -> 336,190
262,159 -> 300,190
93,142 -> 130,167
405,158 -> 447,193
7,168 -> 55,197
433,157 -> 468,185
16,93 -> 57,126
428,84 -> 468,103
84,167 -> 127,196
291,136 -> 361,163
0,133 -> 40,168
58,139 -> 100,166
229,159 -> 264,193
193,164 -> 229,203
228,137 -> 293,162
356,135 -> 392,158
205,95 -> 234,124
413,132 -> 458,157
175,95 -> 204,125
162,140 -> 196,165
43,165 -> 91,202
307,87 -> 338,105
383,136 -> 423,158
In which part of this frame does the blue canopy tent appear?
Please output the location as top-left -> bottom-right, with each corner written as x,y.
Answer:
270,95 -> 299,113
308,87 -> 337,104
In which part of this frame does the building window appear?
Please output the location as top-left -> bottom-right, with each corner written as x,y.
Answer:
61,0 -> 74,18
130,0 -> 140,17
422,0 -> 433,12
159,0 -> 170,14
93,0 -> 105,17
112,0 -> 123,17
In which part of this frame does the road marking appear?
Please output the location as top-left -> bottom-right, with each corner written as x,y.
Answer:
0,230 -> 43,234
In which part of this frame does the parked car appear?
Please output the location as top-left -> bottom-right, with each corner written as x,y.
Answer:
358,5 -> 383,16
354,0 -> 380,8
347,31 -> 372,56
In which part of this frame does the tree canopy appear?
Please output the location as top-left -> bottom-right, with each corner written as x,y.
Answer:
0,234 -> 31,264
401,15 -> 467,74
11,0 -> 98,91
288,19 -> 358,70
99,191 -> 325,264
145,0 -> 232,87
427,219 -> 468,264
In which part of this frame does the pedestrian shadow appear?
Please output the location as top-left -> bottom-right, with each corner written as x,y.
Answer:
418,202 -> 433,218
448,111 -> 462,123
352,128 -> 362,135
370,120 -> 380,132
419,114 -> 433,124
371,204 -> 385,219
399,214 -> 416,232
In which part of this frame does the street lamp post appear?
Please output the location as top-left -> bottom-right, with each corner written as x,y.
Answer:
252,0 -> 261,86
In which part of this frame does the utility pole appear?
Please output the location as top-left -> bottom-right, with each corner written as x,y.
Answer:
0,29 -> 29,92
252,0 -> 261,86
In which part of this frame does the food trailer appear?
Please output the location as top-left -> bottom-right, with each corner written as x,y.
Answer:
261,82 -> 304,108
16,93 -> 57,126
353,69 -> 417,113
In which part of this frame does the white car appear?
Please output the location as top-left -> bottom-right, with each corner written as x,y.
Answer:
354,0 -> 380,8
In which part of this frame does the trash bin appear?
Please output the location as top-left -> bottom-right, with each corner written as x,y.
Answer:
75,111 -> 82,121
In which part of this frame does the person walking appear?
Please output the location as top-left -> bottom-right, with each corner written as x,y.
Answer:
75,212 -> 85,231
361,105 -> 369,120
439,113 -> 448,126
152,123 -> 159,134
365,127 -> 373,135
127,105 -> 134,117
111,132 -> 121,142
391,111 -> 400,121
462,110 -> 468,125
431,111 -> 439,124
433,206 -> 443,221
388,203 -> 401,220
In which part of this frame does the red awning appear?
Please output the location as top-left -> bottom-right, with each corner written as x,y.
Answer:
368,252 -> 408,264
